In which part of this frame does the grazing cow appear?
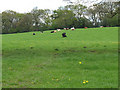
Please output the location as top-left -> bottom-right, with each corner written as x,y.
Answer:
54,30 -> 56,33
57,29 -> 61,31
62,33 -> 67,37
51,31 -> 54,33
66,28 -> 69,30
71,27 -> 75,30
64,28 -> 67,30
33,33 -> 35,35
51,30 -> 56,33
100,26 -> 104,28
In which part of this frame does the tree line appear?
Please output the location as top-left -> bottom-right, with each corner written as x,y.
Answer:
1,2 -> 119,34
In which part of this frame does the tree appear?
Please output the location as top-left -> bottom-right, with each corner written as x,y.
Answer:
64,4 -> 87,21
86,2 -> 119,27
2,10 -> 18,33
61,4 -> 90,28
16,13 -> 33,32
0,13 -> 2,33
31,7 -> 51,31
51,9 -> 76,29
41,9 -> 52,30
102,14 -> 118,27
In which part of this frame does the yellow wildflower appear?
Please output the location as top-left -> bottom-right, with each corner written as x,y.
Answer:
79,62 -> 82,64
83,82 -> 86,84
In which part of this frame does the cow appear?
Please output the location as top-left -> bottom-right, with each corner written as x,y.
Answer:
71,27 -> 75,30
84,27 -> 88,29
51,30 -> 56,33
54,30 -> 56,33
57,29 -> 61,31
51,31 -> 54,33
100,26 -> 104,28
62,33 -> 67,37
66,28 -> 69,30
64,28 -> 67,30
33,33 -> 35,35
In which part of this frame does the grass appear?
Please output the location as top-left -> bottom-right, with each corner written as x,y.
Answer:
2,27 -> 118,88
0,34 -> 2,89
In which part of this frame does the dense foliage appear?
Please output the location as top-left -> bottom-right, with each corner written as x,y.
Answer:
1,2 -> 119,34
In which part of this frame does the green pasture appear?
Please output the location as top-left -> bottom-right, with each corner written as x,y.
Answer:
2,27 -> 118,88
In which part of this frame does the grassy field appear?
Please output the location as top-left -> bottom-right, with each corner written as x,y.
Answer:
2,27 -> 118,88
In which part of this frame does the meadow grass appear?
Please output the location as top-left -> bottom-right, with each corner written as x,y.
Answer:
2,27 -> 118,88
0,34 -> 2,89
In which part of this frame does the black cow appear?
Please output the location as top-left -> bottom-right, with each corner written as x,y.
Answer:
33,33 -> 35,35
51,31 -> 54,33
62,33 -> 67,37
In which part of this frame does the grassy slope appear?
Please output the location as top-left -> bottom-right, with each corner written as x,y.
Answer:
2,27 -> 118,88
